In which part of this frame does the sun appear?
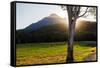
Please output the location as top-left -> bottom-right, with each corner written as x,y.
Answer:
53,8 -> 68,19
52,8 -> 88,31
56,11 -> 66,18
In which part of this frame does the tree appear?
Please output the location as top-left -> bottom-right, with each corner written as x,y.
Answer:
61,5 -> 88,62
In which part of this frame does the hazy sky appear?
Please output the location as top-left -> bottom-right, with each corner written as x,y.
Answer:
16,3 -> 96,30
16,3 -> 67,30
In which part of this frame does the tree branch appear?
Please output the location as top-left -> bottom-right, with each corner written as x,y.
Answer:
61,5 -> 67,10
78,7 -> 88,17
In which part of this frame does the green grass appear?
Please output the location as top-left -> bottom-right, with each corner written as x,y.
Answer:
16,42 -> 96,66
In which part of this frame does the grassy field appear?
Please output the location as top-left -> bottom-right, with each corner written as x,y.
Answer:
16,42 -> 96,66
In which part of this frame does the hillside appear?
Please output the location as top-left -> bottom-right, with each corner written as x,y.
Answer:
16,14 -> 97,43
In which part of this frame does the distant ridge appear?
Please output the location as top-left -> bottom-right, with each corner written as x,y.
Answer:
23,13 -> 67,32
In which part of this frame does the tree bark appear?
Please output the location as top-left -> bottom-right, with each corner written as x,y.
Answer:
66,6 -> 87,63
67,19 -> 76,62
66,6 -> 75,62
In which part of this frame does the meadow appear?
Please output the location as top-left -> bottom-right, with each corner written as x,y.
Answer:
16,42 -> 96,66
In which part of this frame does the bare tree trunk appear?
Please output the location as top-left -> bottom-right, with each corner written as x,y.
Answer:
67,18 -> 76,62
65,6 -> 87,63
66,6 -> 74,62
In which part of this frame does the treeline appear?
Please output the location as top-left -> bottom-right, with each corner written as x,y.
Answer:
16,22 -> 97,43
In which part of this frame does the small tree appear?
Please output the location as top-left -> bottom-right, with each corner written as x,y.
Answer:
61,5 -> 88,62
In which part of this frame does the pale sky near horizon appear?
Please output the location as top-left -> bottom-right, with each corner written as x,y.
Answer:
16,3 -> 96,30
16,3 -> 68,30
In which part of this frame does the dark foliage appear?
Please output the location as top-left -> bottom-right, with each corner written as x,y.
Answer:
16,21 -> 97,43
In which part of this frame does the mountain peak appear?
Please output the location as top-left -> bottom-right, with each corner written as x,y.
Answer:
49,13 -> 60,18
24,13 -> 67,32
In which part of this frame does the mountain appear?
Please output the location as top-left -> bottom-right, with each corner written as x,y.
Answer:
16,14 -> 97,43
23,13 -> 67,32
